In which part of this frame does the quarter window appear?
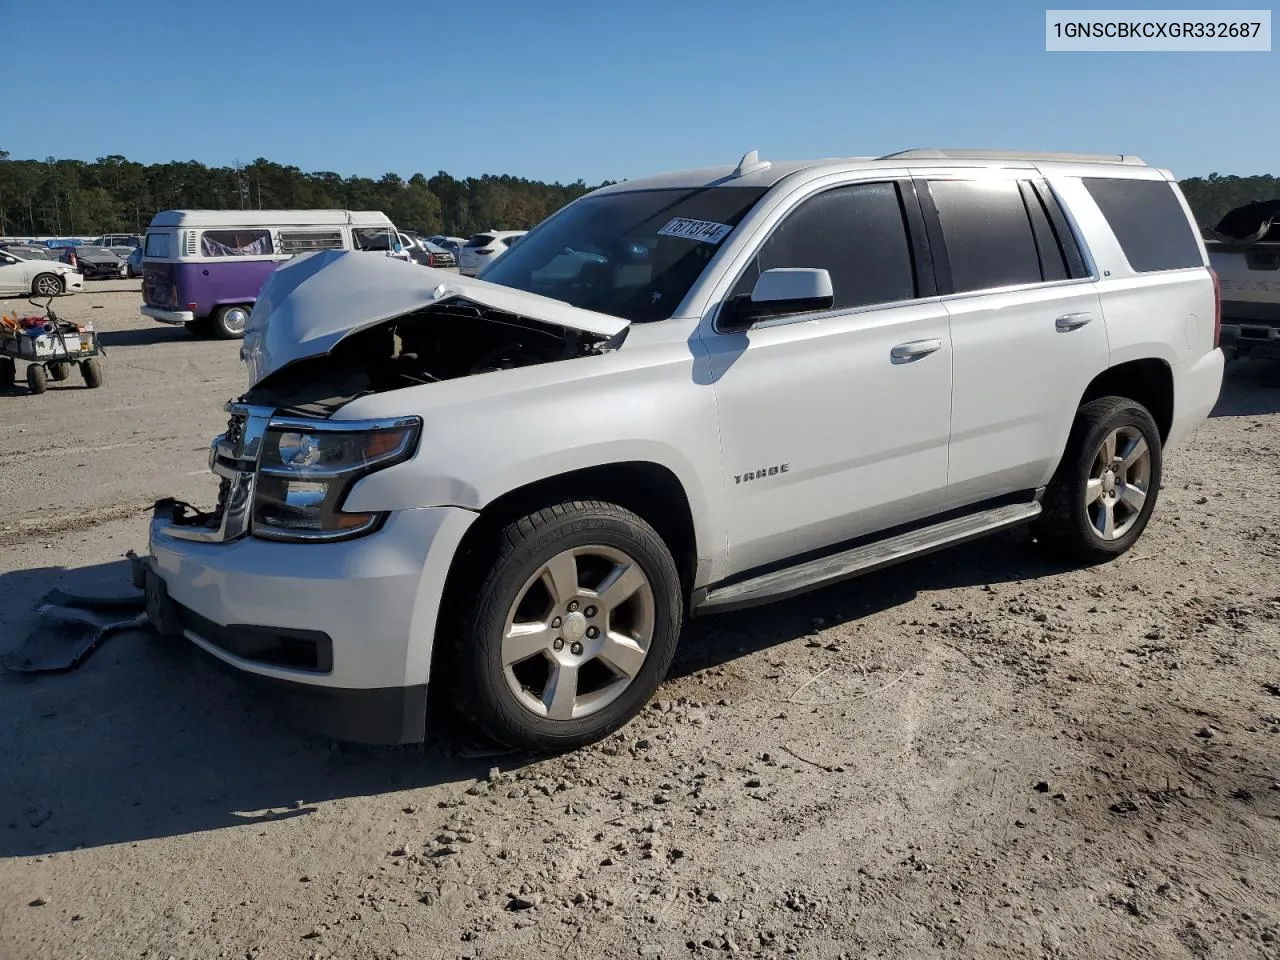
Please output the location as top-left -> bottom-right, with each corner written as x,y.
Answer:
200,230 -> 273,257
1082,177 -> 1202,273
732,182 -> 917,310
928,179 -> 1042,293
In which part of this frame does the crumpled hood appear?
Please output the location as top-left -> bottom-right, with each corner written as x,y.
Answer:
240,249 -> 629,385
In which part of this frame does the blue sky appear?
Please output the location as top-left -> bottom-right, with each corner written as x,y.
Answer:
1,0 -> 1274,182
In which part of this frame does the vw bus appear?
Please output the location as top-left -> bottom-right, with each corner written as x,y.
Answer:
140,210 -> 400,338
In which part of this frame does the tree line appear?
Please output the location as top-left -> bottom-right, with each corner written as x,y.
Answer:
0,150 -> 1276,239
0,150 -> 608,239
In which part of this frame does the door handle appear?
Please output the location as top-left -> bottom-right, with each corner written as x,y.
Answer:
1055,312 -> 1094,332
890,339 -> 943,362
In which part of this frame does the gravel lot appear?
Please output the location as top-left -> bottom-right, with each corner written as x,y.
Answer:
1,281 -> 1278,960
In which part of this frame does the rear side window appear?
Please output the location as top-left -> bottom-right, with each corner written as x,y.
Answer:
144,232 -> 173,258
467,235 -> 495,248
928,179 -> 1042,293
1082,177 -> 1202,273
279,230 -> 345,254
732,182 -> 917,310
201,230 -> 273,257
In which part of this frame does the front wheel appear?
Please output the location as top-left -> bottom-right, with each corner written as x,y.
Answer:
81,357 -> 104,388
1035,396 -> 1163,563
48,362 -> 70,382
210,304 -> 251,340
450,501 -> 683,752
32,273 -> 62,297
26,364 -> 47,395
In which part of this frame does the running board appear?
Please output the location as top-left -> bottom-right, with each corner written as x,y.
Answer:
694,501 -> 1042,614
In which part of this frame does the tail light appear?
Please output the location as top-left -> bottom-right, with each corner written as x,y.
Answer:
1209,267 -> 1221,348
428,253 -> 439,268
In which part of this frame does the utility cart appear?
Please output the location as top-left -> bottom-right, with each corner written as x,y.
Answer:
0,296 -> 105,395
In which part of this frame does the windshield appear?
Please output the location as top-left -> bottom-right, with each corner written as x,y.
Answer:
480,186 -> 767,323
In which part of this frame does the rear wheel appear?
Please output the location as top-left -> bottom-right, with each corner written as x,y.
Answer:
210,304 -> 251,340
450,501 -> 683,752
26,364 -> 47,395
0,357 -> 14,389
32,273 -> 62,297
1036,396 -> 1162,563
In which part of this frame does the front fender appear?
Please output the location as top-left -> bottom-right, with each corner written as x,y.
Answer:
337,341 -> 726,580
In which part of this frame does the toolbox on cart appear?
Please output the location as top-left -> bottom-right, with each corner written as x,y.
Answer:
0,296 -> 106,395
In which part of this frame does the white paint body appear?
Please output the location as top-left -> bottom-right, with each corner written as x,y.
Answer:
148,152 -> 1225,725
0,250 -> 83,296
456,230 -> 527,277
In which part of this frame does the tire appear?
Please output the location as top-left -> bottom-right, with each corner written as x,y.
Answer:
0,357 -> 14,390
449,500 -> 683,752
47,362 -> 70,382
27,364 -> 47,395
209,304 -> 251,340
1035,396 -> 1163,564
32,273 -> 62,297
81,357 -> 104,388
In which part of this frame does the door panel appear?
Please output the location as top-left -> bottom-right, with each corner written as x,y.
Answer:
944,283 -> 1109,504
0,261 -> 28,295
706,301 -> 953,578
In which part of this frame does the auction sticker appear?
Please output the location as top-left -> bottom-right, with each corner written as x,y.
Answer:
657,218 -> 734,244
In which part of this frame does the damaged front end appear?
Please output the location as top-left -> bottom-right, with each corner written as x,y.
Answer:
161,249 -> 629,546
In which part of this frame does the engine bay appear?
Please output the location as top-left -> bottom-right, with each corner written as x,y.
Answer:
241,300 -> 622,417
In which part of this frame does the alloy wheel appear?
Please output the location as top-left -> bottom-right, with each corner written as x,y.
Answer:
501,545 -> 655,721
1084,425 -> 1151,541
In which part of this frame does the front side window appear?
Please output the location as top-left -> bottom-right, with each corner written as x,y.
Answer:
200,229 -> 273,257
1082,177 -> 1203,273
144,232 -> 173,258
730,182 -> 917,309
480,186 -> 768,323
352,227 -> 394,252
928,179 -> 1043,293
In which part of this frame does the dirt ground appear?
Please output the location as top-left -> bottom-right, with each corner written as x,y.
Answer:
1,281 -> 1278,960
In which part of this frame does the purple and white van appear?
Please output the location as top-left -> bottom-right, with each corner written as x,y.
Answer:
140,210 -> 400,339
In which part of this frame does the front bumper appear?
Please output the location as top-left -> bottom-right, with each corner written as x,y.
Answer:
143,499 -> 477,743
63,273 -> 84,292
141,305 -> 194,325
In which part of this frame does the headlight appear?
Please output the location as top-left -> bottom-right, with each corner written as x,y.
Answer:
251,417 -> 421,542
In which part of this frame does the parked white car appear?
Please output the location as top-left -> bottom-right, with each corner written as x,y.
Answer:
457,230 -> 526,276
137,148 -> 1223,753
0,249 -> 84,296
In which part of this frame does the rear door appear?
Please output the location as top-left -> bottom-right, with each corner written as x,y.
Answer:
918,171 -> 1109,505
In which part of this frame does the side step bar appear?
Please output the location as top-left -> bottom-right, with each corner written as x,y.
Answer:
693,501 -> 1042,615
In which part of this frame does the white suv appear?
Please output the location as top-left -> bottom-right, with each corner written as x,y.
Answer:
137,148 -> 1225,752
457,230 -> 526,276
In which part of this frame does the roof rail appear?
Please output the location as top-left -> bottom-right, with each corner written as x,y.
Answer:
878,148 -> 1147,166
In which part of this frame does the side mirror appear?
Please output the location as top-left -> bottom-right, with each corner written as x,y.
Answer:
721,267 -> 834,329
